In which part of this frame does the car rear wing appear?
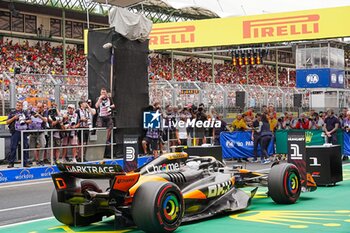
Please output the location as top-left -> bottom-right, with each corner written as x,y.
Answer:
56,163 -> 126,179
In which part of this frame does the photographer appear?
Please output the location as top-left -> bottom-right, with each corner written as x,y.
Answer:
295,113 -> 312,130
76,101 -> 92,158
95,88 -> 115,143
28,102 -> 48,166
6,101 -> 32,168
310,112 -> 324,130
47,103 -> 63,163
61,104 -> 79,162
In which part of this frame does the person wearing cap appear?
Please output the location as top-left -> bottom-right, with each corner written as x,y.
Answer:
61,104 -> 79,162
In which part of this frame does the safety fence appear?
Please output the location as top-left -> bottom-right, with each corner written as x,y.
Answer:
9,127 -> 115,168
2,72 -> 350,117
0,72 -> 88,115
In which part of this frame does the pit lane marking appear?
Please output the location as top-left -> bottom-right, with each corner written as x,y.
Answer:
0,202 -> 50,213
0,180 -> 52,189
0,217 -> 54,229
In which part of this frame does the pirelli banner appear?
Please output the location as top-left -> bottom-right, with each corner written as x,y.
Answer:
150,6 -> 350,50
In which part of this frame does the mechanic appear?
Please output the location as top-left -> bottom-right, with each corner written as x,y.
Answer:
95,87 -> 115,143
6,101 -> 32,168
323,108 -> 340,145
28,102 -> 48,166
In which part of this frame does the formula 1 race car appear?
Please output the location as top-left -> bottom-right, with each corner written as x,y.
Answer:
51,152 -> 317,233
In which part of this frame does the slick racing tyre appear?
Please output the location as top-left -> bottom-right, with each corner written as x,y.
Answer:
132,182 -> 184,233
268,163 -> 301,204
51,181 -> 103,226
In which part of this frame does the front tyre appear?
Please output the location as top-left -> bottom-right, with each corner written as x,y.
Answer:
268,163 -> 301,204
132,182 -> 184,233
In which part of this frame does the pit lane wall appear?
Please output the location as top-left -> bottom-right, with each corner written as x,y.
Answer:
0,157 -> 151,184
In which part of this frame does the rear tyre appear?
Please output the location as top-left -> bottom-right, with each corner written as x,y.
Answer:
132,182 -> 184,233
268,163 -> 301,204
51,181 -> 103,226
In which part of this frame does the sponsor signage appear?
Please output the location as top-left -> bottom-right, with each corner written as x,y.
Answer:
149,6 -> 350,50
123,135 -> 139,172
0,166 -> 60,184
296,68 -> 345,88
59,164 -> 123,174
145,162 -> 180,174
287,131 -> 307,186
220,132 -> 274,159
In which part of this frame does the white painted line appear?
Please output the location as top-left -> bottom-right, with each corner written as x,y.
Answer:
343,163 -> 350,167
0,180 -> 52,189
0,217 -> 54,229
0,202 -> 51,213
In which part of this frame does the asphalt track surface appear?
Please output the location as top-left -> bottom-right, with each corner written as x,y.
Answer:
0,162 -> 349,233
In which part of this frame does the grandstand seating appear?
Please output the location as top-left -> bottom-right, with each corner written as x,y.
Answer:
149,55 -> 296,87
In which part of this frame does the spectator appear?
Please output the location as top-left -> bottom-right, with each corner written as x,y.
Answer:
28,102 -> 48,166
231,113 -> 248,131
6,101 -> 31,168
323,109 -> 340,145
95,88 -> 115,143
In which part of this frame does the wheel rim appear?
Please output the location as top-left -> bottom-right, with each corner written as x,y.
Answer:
162,193 -> 180,224
286,171 -> 299,195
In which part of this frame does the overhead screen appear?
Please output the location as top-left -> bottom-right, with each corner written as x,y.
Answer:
149,6 -> 350,50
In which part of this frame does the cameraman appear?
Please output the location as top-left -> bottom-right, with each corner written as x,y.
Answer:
47,103 -> 63,163
28,102 -> 48,166
95,88 -> 115,143
6,101 -> 31,168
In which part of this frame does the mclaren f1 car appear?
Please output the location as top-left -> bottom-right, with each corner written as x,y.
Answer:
51,151 -> 316,233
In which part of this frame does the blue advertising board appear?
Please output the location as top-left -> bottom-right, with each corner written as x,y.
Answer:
220,132 -> 274,159
296,68 -> 345,88
330,69 -> 345,88
0,157 -> 151,184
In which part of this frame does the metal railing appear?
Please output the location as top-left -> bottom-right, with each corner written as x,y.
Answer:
17,127 -> 115,167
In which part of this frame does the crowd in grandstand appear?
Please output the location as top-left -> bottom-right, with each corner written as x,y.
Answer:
148,55 -> 296,87
0,39 -> 86,76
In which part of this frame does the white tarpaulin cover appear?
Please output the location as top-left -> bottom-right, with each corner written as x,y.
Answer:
109,7 -> 153,41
